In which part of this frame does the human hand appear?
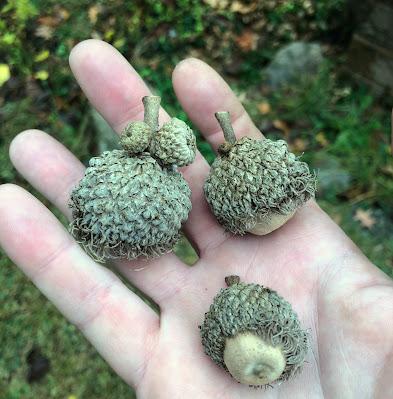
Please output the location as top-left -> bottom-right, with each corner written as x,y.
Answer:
1,40 -> 392,399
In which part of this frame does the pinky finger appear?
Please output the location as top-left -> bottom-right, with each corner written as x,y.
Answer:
0,184 -> 158,388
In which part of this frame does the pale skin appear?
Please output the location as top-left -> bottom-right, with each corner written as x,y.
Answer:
0,40 -> 392,399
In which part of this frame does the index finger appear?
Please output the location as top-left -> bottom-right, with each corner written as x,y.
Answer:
69,40 -> 225,254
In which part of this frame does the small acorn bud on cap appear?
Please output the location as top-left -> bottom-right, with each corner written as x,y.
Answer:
150,118 -> 196,167
120,121 -> 153,154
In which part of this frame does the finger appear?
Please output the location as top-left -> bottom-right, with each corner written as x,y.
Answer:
0,184 -> 158,386
9,129 -> 188,305
10,129 -> 84,219
172,58 -> 262,151
172,59 -> 326,245
69,39 -> 226,254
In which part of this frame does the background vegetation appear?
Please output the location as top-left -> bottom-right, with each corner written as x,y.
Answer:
1,0 -> 392,397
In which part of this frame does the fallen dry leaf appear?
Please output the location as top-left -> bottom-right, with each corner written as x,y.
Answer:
203,0 -> 229,10
235,30 -> 258,52
381,164 -> 393,177
37,15 -> 60,27
230,1 -> 258,14
26,78 -> 44,99
273,119 -> 290,137
54,96 -> 67,110
34,50 -> 50,63
26,347 -> 50,383
291,138 -> 308,152
88,5 -> 103,24
0,64 -> 11,87
354,208 -> 376,229
34,70 -> 49,81
315,131 -> 329,147
35,25 -> 54,40
257,101 -> 271,115
56,7 -> 70,21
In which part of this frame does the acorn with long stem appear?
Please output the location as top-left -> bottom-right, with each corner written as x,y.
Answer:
69,96 -> 195,262
200,275 -> 309,387
204,111 -> 316,235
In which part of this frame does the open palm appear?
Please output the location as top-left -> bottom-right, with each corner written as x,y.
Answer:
1,40 -> 392,399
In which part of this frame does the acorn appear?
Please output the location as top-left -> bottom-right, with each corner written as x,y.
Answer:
120,121 -> 153,154
150,117 -> 196,167
203,112 -> 316,235
200,276 -> 309,387
120,96 -> 158,154
69,96 -> 193,262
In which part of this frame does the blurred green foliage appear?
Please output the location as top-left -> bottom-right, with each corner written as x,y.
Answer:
0,0 -> 392,398
0,256 -> 135,399
254,64 -> 393,215
248,63 -> 393,275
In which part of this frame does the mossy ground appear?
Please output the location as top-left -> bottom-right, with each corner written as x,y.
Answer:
1,0 -> 392,397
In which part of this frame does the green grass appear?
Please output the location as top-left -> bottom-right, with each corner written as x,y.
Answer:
0,253 -> 134,399
1,0 -> 392,397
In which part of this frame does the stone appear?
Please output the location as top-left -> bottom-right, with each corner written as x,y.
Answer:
311,153 -> 352,199
265,42 -> 324,89
90,108 -> 120,153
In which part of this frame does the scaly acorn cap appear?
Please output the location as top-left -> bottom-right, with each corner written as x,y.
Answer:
200,276 -> 309,387
150,117 -> 196,167
69,150 -> 191,262
120,96 -> 161,154
203,111 -> 316,235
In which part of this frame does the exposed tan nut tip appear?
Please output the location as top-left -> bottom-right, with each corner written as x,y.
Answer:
224,333 -> 286,385
247,210 -> 296,235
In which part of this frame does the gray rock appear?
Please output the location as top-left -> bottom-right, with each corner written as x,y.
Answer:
90,108 -> 120,153
311,152 -> 352,199
265,42 -> 324,89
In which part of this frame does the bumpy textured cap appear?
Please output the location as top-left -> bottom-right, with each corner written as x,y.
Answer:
200,276 -> 309,387
204,137 -> 316,234
120,121 -> 153,154
69,149 -> 191,261
150,118 -> 196,167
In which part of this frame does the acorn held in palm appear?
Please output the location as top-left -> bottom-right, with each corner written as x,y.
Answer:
204,112 -> 316,235
69,96 -> 196,262
200,276 -> 309,387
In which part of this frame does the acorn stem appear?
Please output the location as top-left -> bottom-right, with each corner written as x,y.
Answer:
215,111 -> 236,144
143,96 -> 161,132
225,275 -> 241,286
